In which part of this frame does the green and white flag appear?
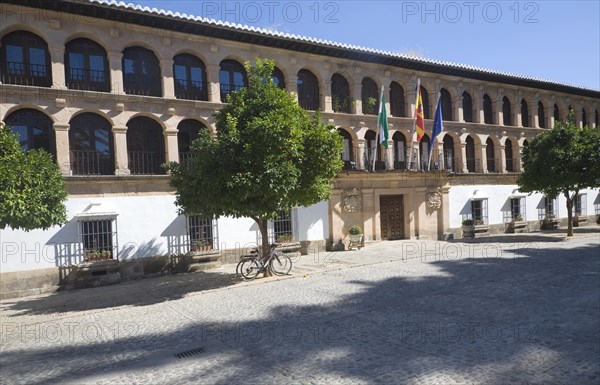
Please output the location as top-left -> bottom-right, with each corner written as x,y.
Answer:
378,86 -> 389,149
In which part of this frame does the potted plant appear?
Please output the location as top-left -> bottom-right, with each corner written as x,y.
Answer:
276,233 -> 293,243
192,240 -> 211,252
461,219 -> 474,238
348,225 -> 363,242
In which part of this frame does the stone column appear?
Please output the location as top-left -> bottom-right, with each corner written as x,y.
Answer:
329,189 -> 343,243
460,142 -> 467,173
499,144 -> 507,173
108,51 -> 123,94
286,73 -> 298,103
113,125 -> 130,176
352,82 -> 362,115
356,139 -> 366,170
473,91 -> 484,124
322,78 -> 333,113
545,106 -> 555,129
363,188 -> 374,241
164,129 -> 179,163
53,123 -> 70,176
494,98 -> 504,126
161,59 -> 175,99
479,141 -> 488,173
48,44 -> 65,89
206,65 -> 221,103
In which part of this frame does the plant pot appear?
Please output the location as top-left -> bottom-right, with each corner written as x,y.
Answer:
462,225 -> 475,238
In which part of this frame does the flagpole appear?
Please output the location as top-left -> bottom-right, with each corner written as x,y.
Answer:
408,78 -> 420,171
428,92 -> 441,171
373,85 -> 385,172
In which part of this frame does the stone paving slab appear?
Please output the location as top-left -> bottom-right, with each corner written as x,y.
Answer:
1,229 -> 599,384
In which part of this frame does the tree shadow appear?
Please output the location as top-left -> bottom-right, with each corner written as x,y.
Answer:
451,226 -> 599,244
2,270 -> 239,316
1,241 -> 599,384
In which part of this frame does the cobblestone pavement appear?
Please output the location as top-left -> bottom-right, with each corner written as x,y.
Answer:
1,230 -> 599,385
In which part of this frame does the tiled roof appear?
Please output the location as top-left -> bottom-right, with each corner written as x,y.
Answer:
4,0 -> 599,97
86,0 -> 598,94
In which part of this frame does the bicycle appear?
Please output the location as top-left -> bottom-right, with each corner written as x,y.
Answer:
237,243 -> 293,280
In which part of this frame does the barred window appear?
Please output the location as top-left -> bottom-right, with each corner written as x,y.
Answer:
462,199 -> 488,225
79,218 -> 118,261
187,216 -> 218,252
504,197 -> 526,223
271,210 -> 293,243
539,196 -> 558,220
575,194 -> 587,216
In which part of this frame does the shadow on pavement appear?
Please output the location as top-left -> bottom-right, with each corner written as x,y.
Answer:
2,270 -> 240,316
451,227 -> 600,244
2,240 -> 599,385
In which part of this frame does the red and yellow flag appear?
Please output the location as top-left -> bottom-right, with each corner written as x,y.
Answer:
415,84 -> 425,142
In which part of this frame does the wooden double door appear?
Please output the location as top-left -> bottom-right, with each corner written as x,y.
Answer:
380,195 -> 404,240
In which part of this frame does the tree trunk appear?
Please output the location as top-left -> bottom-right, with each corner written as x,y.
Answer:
564,191 -> 576,237
256,217 -> 273,277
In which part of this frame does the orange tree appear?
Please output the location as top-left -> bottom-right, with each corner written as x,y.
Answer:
165,59 -> 343,269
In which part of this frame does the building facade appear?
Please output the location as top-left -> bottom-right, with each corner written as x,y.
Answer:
1,0 -> 599,298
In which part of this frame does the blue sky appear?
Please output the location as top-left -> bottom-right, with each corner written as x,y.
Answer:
135,1 -> 600,89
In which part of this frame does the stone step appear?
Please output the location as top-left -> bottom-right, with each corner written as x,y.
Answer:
188,261 -> 222,272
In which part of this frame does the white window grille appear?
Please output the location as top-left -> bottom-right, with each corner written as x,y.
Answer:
270,209 -> 293,243
575,194 -> 587,216
187,216 -> 218,252
79,218 -> 118,261
539,196 -> 559,220
504,197 -> 526,223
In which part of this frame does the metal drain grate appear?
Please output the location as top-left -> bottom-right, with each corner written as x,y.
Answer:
174,347 -> 206,359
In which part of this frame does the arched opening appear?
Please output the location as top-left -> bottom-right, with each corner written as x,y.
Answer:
554,104 -> 560,123
440,88 -> 453,121
505,138 -> 514,172
272,66 -> 285,89
123,46 -> 162,96
521,99 -> 530,127
421,86 -> 431,119
65,38 -> 109,92
486,137 -> 496,172
364,130 -> 385,170
465,135 -> 476,172
538,101 -> 546,128
177,119 -> 207,164
297,69 -> 320,110
338,128 -> 354,170
219,59 -> 247,102
582,108 -> 588,127
361,77 -> 379,115
4,108 -> 55,156
1,31 -> 51,86
462,91 -> 472,122
126,116 -> 165,175
442,135 -> 455,172
483,94 -> 493,124
69,113 -> 114,175
174,53 -> 207,100
331,74 -> 351,113
390,82 -> 405,117
503,97 -> 512,126
392,131 -> 406,170
419,134 -> 431,170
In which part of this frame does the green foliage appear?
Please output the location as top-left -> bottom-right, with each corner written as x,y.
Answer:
348,225 -> 363,235
363,97 -> 378,115
461,219 -> 474,226
517,112 -> 600,235
518,113 -> 600,197
165,58 -> 343,225
0,123 -> 67,231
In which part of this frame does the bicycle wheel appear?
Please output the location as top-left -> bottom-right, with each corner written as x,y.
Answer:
270,254 -> 292,276
236,256 -> 254,277
239,258 -> 261,280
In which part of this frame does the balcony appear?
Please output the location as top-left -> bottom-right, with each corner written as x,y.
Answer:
70,150 -> 114,175
128,151 -> 165,175
1,61 -> 51,87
